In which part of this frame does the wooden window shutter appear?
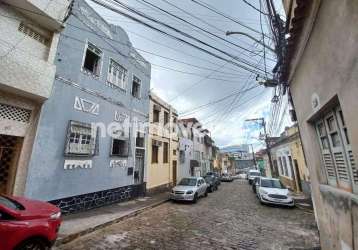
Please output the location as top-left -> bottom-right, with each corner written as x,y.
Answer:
315,120 -> 338,187
336,107 -> 358,193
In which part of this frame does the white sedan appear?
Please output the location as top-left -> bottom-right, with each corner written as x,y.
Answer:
256,177 -> 295,207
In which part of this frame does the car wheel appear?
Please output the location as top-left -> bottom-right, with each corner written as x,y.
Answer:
193,193 -> 198,203
16,238 -> 49,250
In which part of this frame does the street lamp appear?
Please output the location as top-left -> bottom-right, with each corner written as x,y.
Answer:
245,117 -> 275,177
226,31 -> 276,53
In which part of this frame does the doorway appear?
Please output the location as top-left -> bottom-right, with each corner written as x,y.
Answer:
294,159 -> 302,192
0,135 -> 22,195
134,149 -> 145,184
172,160 -> 177,185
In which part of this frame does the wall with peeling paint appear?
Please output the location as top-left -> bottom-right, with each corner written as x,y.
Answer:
24,0 -> 151,201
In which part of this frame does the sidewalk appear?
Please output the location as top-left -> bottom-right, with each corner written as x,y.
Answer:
56,192 -> 170,246
290,192 -> 314,210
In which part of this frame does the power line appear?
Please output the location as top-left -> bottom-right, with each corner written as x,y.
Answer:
152,0 -> 263,56
105,0 -> 271,74
259,0 -> 268,77
60,32 -> 247,82
191,0 -> 272,39
94,0 -> 269,76
207,58 -> 264,129
0,11 -> 252,78
179,84 -> 260,115
201,89 -> 266,126
241,0 -> 271,16
4,1 -> 272,76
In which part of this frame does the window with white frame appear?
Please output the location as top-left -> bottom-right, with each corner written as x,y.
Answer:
315,104 -> 358,192
278,157 -> 284,175
107,59 -> 127,90
132,76 -> 141,98
83,42 -> 102,76
282,156 -> 289,177
164,111 -> 169,125
65,121 -> 98,156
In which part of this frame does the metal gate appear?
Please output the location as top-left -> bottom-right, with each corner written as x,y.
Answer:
0,135 -> 18,194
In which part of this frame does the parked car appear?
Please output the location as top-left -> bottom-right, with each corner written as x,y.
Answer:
221,173 -> 233,182
238,173 -> 247,179
0,195 -> 62,250
170,177 -> 208,203
252,177 -> 261,193
204,175 -> 218,192
247,169 -> 261,184
205,172 -> 221,186
255,177 -> 295,207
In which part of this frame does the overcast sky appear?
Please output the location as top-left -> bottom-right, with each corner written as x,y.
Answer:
87,0 -> 289,149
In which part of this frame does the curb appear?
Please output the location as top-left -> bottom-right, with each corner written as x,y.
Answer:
55,198 -> 169,246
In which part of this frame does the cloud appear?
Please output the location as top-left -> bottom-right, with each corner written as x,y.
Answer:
88,0 -> 284,148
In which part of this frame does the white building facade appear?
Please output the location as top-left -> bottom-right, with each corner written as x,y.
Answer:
0,0 -> 71,196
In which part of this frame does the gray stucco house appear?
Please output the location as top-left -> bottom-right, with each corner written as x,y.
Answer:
24,0 -> 151,213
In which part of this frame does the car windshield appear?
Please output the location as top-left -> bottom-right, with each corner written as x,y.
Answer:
260,179 -> 284,189
178,178 -> 197,186
250,172 -> 260,176
204,176 -> 212,181
0,196 -> 20,210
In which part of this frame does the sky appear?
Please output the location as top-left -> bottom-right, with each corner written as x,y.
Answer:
87,0 -> 290,149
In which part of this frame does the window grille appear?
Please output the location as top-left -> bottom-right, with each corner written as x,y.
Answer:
18,22 -> 49,45
0,103 -> 31,123
65,121 -> 98,156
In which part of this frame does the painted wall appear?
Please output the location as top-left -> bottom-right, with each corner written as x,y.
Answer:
0,1 -> 70,196
178,137 -> 193,181
146,93 -> 178,191
288,0 -> 358,248
0,2 -> 68,100
24,0 -> 150,201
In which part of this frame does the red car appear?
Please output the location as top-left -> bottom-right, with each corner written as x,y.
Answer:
0,195 -> 62,250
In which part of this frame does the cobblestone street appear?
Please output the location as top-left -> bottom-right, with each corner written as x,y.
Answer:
56,180 -> 319,250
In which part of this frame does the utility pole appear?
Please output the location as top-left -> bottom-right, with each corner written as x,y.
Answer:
250,144 -> 257,169
245,118 -> 274,177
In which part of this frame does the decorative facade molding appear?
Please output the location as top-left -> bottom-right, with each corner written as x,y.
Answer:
74,96 -> 99,115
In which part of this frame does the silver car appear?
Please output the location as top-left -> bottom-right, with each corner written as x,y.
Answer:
170,177 -> 208,203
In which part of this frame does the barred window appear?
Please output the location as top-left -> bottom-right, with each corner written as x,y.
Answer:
65,121 -> 98,156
